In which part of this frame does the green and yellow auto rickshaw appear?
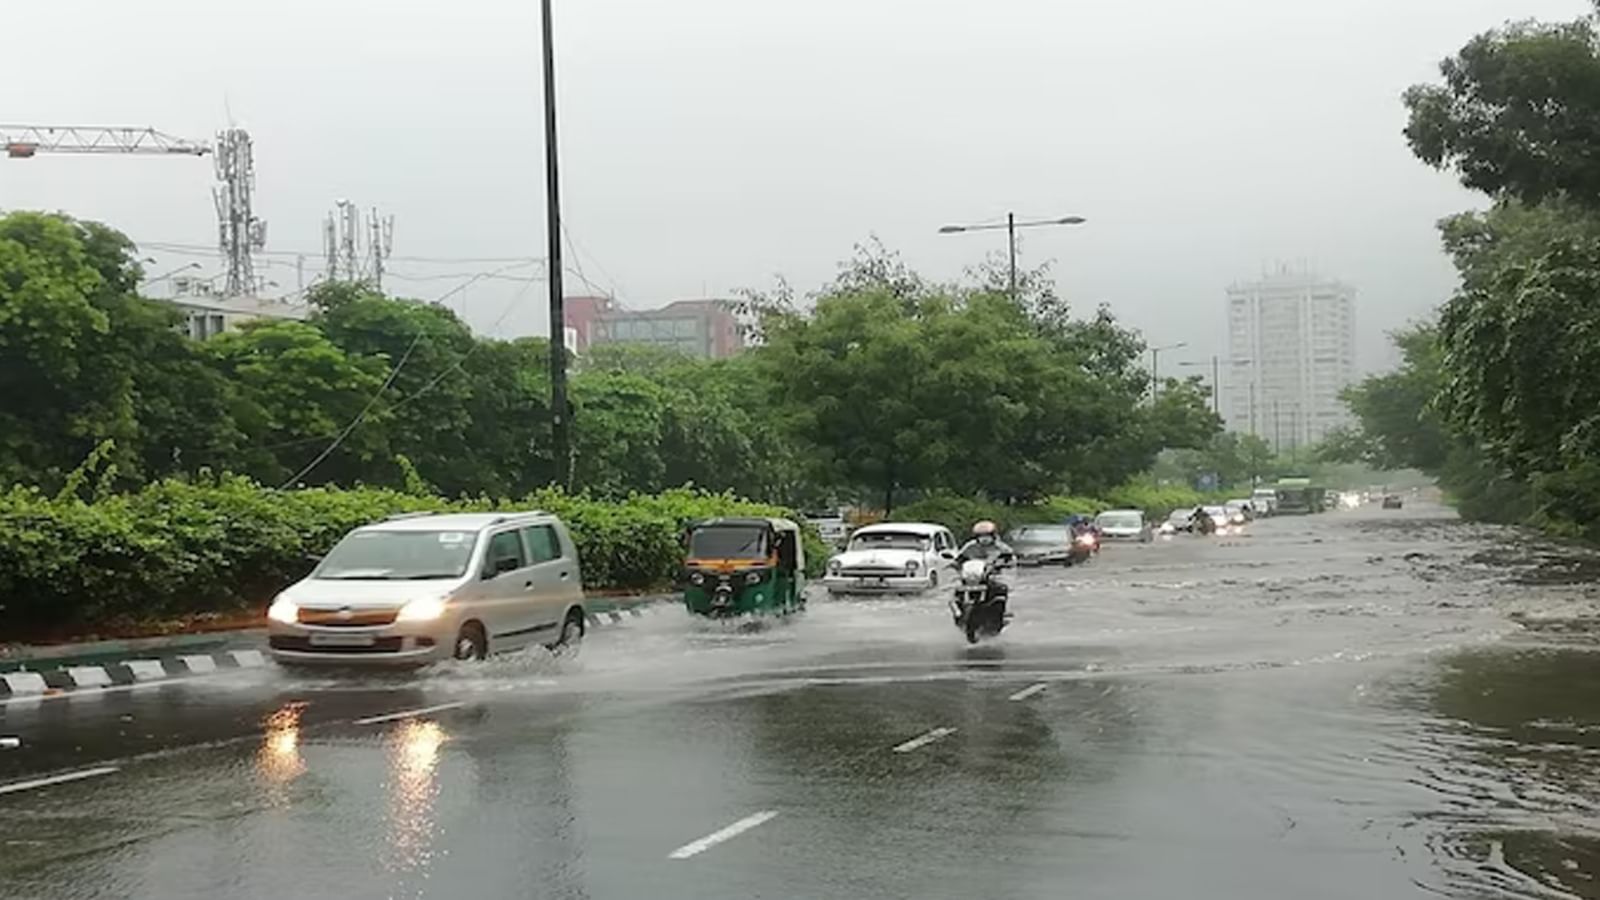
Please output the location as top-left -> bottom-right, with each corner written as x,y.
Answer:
682,517 -> 806,618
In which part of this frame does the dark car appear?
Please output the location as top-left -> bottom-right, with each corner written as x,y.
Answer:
1006,524 -> 1088,566
1382,494 -> 1404,509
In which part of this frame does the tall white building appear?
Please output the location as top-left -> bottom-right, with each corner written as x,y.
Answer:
1223,268 -> 1356,451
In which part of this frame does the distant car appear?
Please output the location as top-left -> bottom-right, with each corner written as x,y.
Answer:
267,511 -> 587,667
1201,506 -> 1233,532
1159,509 -> 1194,534
1095,509 -> 1153,542
823,522 -> 956,596
805,511 -> 853,546
1251,488 -> 1279,516
1382,494 -> 1404,509
1007,524 -> 1088,566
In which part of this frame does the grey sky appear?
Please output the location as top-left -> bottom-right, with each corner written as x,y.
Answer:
4,0 -> 1590,372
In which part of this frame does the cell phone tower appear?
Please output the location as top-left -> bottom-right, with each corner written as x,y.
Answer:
213,128 -> 266,296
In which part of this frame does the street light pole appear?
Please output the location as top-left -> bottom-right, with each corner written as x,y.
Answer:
938,213 -> 1086,302
540,0 -> 571,489
1178,355 -> 1222,416
1150,342 -> 1187,402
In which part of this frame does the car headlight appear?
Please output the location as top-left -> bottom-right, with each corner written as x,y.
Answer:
267,596 -> 299,625
396,596 -> 449,622
690,571 -> 706,586
828,560 -> 842,575
904,560 -> 920,575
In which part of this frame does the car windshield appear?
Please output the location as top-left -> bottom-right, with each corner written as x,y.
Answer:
849,532 -> 928,551
1097,513 -> 1141,529
689,526 -> 769,560
1168,511 -> 1191,523
1205,507 -> 1228,517
315,530 -> 478,580
1011,526 -> 1070,543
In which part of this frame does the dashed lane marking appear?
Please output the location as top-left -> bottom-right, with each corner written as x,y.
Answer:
1008,682 -> 1048,702
892,726 -> 957,753
354,702 -> 465,726
668,811 -> 780,860
0,766 -> 119,797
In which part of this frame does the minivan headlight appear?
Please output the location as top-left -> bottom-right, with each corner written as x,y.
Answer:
396,596 -> 449,622
267,596 -> 299,625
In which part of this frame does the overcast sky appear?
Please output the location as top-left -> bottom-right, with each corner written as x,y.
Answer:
4,0 -> 1590,371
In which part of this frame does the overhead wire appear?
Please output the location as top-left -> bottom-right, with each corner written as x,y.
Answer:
273,262 -> 534,486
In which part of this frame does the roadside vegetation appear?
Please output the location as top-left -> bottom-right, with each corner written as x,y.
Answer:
0,215 -> 1240,638
1323,5 -> 1600,543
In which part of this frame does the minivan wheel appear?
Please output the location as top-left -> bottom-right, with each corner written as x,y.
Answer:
453,622 -> 487,661
551,609 -> 585,653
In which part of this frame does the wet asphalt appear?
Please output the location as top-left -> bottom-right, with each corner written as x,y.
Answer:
2,503 -> 1598,900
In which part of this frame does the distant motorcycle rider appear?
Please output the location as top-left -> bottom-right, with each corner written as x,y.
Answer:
1189,506 -> 1216,535
955,520 -> 1015,606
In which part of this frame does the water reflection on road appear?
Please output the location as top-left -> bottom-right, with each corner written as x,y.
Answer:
6,504 -> 1600,899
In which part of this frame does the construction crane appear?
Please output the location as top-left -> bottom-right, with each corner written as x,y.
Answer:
1,124 -> 264,296
0,125 -> 210,159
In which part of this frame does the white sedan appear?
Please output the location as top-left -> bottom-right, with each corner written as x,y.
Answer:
823,523 -> 957,596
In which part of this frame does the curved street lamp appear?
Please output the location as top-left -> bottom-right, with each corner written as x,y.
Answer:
937,213 -> 1087,299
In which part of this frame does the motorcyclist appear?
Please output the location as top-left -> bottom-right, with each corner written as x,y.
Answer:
1188,506 -> 1216,535
955,520 -> 1014,606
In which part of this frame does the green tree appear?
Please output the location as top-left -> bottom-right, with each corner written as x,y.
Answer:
208,321 -> 392,486
310,284 -> 480,494
1404,8 -> 1600,205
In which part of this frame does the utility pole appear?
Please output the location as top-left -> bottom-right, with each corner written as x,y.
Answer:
1006,212 -> 1017,300
541,0 -> 572,489
1211,355 -> 1220,416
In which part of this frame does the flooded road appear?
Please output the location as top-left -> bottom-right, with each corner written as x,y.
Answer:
2,503 -> 1597,899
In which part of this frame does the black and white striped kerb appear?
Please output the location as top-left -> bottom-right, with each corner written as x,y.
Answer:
0,650 -> 268,699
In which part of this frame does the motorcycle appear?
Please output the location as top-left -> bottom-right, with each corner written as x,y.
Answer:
949,557 -> 1012,644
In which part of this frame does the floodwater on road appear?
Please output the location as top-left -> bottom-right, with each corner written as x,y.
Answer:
2,503 -> 1598,899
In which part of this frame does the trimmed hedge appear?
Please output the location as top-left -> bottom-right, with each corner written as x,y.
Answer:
0,477 -> 823,633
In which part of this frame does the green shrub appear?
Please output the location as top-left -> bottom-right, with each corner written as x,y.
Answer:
0,477 -> 818,634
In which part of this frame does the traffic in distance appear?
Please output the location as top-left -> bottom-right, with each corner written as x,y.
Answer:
260,478 -> 1393,667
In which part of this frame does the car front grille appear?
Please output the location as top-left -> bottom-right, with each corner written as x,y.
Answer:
296,608 -> 400,627
269,636 -> 406,654
839,567 -> 907,578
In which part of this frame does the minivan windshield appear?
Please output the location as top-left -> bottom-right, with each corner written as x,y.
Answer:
315,530 -> 479,580
689,526 -> 770,560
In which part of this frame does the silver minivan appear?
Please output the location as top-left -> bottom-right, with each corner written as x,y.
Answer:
267,511 -> 586,666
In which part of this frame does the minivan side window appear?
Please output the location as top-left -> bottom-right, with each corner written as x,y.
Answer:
482,530 -> 526,578
522,524 -> 563,564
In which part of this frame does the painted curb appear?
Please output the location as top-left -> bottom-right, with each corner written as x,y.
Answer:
0,648 -> 270,700
0,598 -> 675,700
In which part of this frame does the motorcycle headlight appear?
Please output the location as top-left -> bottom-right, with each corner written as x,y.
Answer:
904,560 -> 919,575
396,596 -> 448,622
690,571 -> 706,586
267,596 -> 299,625
745,571 -> 763,585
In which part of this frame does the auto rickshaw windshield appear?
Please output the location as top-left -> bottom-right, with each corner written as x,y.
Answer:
689,526 -> 770,561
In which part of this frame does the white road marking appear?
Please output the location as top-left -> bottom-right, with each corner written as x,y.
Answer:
354,702 -> 465,726
0,766 -> 119,796
668,811 -> 779,859
892,726 -> 957,753
1008,682 -> 1048,702
0,737 -> 20,750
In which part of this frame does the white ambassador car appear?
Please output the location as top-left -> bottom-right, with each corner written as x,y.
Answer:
823,522 -> 957,596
